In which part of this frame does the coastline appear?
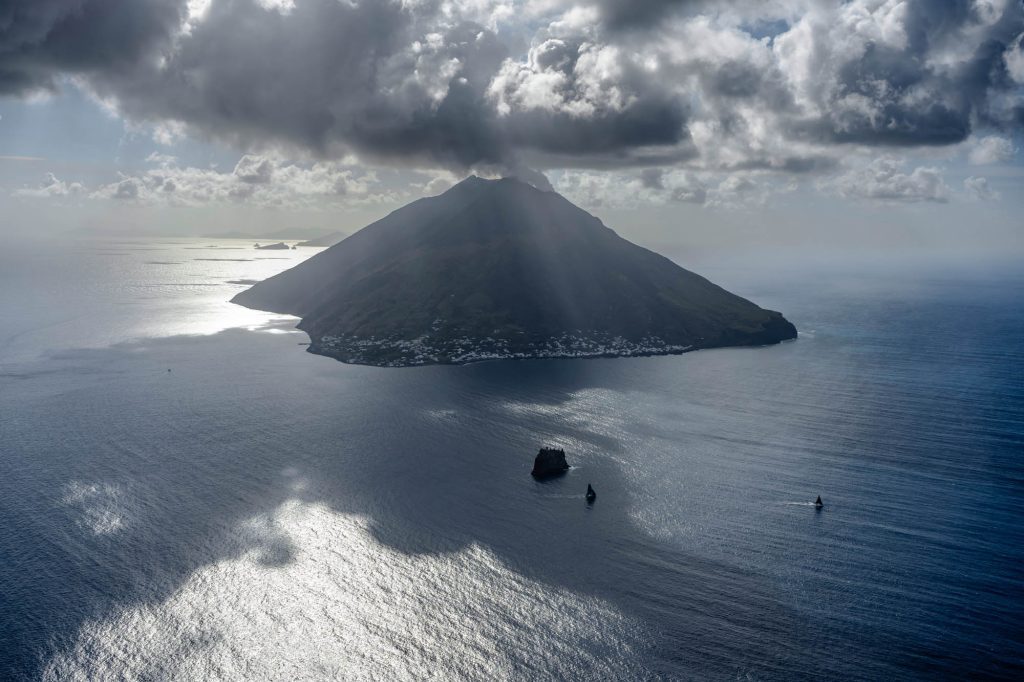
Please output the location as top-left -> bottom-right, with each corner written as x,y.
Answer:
303,327 -> 796,368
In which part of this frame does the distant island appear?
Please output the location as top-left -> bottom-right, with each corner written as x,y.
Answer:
297,231 -> 345,247
254,242 -> 291,250
205,227 -> 336,241
233,176 -> 797,367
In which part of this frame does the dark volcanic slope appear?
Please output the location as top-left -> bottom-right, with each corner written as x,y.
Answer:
232,176 -> 796,366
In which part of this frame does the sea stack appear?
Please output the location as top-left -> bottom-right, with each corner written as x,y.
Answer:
532,448 -> 569,478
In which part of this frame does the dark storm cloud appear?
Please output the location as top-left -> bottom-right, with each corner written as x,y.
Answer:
799,0 -> 1024,146
597,0 -> 1023,151
330,21 -> 513,168
597,0 -> 721,30
2,0 -> 519,169
0,0 -> 1022,176
84,0 -> 684,172
0,0 -> 186,93
105,0 -> 424,156
732,155 -> 839,173
819,41 -> 975,146
705,60 -> 769,99
505,96 -> 689,156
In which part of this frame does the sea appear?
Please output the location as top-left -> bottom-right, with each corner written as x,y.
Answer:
0,238 -> 1021,680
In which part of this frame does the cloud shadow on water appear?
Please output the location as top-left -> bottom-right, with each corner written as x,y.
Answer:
0,326 -> 810,679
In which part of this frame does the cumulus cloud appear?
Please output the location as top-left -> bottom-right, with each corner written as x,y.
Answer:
1005,32 -> 1024,82
968,134 -> 1016,164
487,34 -> 691,165
233,155 -> 274,184
151,120 -> 188,146
16,155 -> 386,208
113,178 -> 140,199
829,157 -> 951,203
101,156 -> 382,207
14,172 -> 84,198
90,0 -> 517,170
705,172 -> 779,208
556,168 -> 710,208
555,170 -> 651,208
665,170 -> 709,204
964,175 -> 1000,200
0,0 -> 1022,186
556,167 -> 778,209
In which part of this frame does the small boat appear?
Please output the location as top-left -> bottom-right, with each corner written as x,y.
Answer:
586,484 -> 596,502
815,495 -> 823,507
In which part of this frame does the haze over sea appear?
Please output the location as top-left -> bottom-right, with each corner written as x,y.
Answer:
1,239 -> 1021,680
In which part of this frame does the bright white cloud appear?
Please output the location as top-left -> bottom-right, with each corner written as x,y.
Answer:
233,155 -> 275,184
964,175 -> 1000,200
829,158 -> 951,203
14,173 -> 84,198
555,166 -> 788,210
14,156 -> 388,209
968,135 -> 1015,165
151,120 -> 188,146
1004,33 -> 1024,83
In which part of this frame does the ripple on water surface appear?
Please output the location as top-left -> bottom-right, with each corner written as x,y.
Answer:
43,501 -> 645,681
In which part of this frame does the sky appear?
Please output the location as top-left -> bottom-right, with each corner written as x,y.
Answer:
0,0 -> 1022,263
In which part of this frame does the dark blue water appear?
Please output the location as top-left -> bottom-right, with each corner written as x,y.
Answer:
1,242 -> 1022,679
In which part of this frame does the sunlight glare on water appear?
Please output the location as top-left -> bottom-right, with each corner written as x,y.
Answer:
43,500 -> 643,681
1,239 -> 1021,680
0,238 -> 315,364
